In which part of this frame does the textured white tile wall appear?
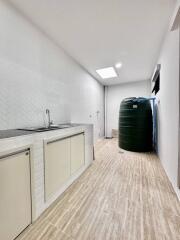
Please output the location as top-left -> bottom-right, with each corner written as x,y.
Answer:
0,0 -> 104,141
0,58 -> 70,129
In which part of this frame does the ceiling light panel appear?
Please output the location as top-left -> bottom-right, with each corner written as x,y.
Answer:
96,67 -> 117,79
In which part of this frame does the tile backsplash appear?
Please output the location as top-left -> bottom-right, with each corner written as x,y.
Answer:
0,58 -> 70,130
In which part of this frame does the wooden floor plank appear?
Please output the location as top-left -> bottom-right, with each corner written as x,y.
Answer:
17,139 -> 180,240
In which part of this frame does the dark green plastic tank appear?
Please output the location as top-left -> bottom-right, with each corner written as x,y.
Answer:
119,97 -> 152,152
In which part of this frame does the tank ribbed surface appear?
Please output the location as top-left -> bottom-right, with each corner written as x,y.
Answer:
119,97 -> 152,152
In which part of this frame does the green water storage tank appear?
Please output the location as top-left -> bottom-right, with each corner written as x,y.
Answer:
119,97 -> 152,152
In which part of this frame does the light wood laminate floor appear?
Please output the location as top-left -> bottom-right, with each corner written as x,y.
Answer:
17,139 -> 180,240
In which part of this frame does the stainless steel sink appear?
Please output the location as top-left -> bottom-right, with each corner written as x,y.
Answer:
18,124 -> 74,132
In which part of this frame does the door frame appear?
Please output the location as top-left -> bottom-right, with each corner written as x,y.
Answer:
178,26 -> 180,189
172,7 -> 180,188
170,4 -> 180,189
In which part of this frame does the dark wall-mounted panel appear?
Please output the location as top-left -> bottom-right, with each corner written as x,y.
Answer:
152,64 -> 161,95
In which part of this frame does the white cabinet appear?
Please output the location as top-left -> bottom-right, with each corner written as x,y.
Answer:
0,150 -> 31,240
45,138 -> 71,200
44,132 -> 85,201
71,133 -> 85,175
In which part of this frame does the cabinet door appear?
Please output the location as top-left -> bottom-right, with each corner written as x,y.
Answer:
0,151 -> 31,240
45,138 -> 71,200
71,133 -> 85,175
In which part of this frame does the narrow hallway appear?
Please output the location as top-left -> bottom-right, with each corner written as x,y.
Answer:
17,139 -> 180,240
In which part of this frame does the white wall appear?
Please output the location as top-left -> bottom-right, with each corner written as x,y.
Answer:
0,0 -> 104,142
154,9 -> 180,198
106,80 -> 151,137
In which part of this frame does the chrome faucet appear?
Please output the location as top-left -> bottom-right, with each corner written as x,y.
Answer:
46,109 -> 53,128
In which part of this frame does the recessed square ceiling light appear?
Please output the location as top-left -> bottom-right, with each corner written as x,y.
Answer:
115,62 -> 122,68
96,67 -> 117,79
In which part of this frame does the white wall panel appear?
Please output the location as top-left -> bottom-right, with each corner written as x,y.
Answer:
106,80 -> 151,138
0,0 -> 104,142
154,27 -> 180,199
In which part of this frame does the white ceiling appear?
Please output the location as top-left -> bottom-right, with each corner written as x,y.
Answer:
9,0 -> 176,85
